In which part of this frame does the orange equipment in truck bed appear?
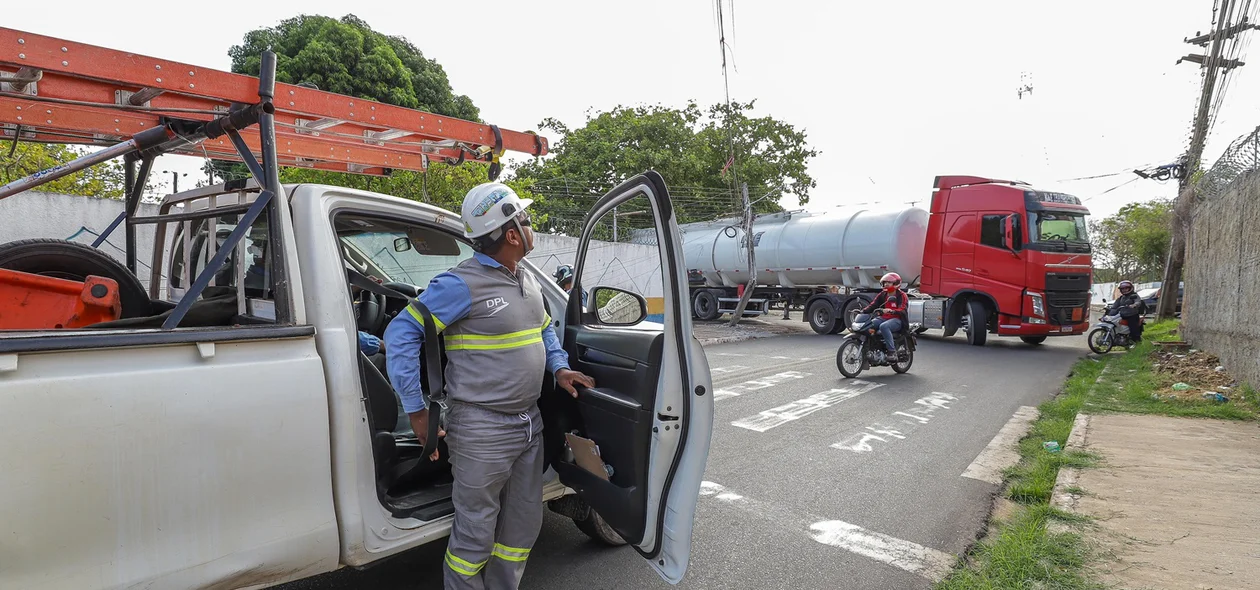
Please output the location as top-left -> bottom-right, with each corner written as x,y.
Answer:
0,268 -> 122,329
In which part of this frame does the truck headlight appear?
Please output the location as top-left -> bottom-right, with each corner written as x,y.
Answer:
1028,292 -> 1045,318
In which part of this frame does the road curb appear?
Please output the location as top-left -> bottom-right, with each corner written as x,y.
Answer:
1049,364 -> 1109,518
696,333 -> 769,346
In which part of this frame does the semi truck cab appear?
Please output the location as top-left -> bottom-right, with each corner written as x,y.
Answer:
916,175 -> 1092,343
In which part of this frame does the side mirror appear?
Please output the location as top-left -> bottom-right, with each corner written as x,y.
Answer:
393,237 -> 413,253
1002,215 -> 1022,252
591,286 -> 648,326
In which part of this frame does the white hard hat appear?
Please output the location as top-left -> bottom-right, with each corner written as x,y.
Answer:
460,183 -> 534,239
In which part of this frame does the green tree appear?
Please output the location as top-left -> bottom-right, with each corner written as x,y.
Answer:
0,143 -> 125,198
229,14 -> 477,119
514,101 -> 819,235
211,14 -> 498,209
1089,199 -> 1173,283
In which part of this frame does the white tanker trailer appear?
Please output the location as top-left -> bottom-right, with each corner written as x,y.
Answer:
678,206 -> 928,329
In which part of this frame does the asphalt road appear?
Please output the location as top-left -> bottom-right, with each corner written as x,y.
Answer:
284,329 -> 1085,590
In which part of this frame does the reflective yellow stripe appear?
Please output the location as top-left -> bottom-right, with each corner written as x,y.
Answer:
445,550 -> 486,576
542,314 -> 552,329
446,336 -> 543,351
405,304 -> 447,332
492,543 -> 531,562
445,325 -> 541,341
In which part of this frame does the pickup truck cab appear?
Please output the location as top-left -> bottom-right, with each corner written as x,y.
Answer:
0,172 -> 714,589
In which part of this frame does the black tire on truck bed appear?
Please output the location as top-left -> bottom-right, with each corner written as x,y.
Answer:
0,238 -> 151,318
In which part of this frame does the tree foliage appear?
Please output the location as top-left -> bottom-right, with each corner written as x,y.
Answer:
0,143 -> 125,198
513,101 -> 819,235
211,13 -> 500,209
1089,200 -> 1173,283
229,14 -> 477,120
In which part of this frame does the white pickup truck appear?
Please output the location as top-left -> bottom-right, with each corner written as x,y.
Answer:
0,172 -> 714,589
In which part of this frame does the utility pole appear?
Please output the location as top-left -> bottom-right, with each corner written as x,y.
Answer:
1158,0 -> 1255,320
727,183 -> 757,326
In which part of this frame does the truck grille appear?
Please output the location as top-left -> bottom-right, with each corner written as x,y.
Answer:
1045,273 -> 1090,292
1045,291 -> 1089,325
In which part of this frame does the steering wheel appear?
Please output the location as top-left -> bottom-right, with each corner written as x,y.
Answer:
355,288 -> 386,335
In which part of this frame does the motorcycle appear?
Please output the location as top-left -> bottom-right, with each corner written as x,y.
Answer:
1087,312 -> 1141,354
836,312 -> 916,378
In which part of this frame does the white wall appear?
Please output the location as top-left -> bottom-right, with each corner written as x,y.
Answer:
0,191 -> 165,286
528,233 -> 663,299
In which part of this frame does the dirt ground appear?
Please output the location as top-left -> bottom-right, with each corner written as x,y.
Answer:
1073,414 -> 1260,590
1151,349 -> 1247,402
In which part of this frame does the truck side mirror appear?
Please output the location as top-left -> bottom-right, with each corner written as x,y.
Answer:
1002,215 -> 1021,253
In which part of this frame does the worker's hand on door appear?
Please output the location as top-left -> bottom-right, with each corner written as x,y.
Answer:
556,369 -> 596,398
407,408 -> 446,461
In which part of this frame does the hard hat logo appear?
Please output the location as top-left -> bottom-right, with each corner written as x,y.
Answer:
472,189 -> 511,217
460,182 -> 534,239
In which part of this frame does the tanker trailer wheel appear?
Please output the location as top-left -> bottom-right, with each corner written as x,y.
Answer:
839,297 -> 870,334
964,299 -> 989,346
808,300 -> 837,334
692,290 -> 720,321
0,239 -> 151,319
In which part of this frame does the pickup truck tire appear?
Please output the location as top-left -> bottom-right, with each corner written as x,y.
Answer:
0,238 -> 150,318
693,290 -> 720,321
575,510 -> 627,546
808,300 -> 837,334
1020,336 -> 1047,345
964,299 -> 988,346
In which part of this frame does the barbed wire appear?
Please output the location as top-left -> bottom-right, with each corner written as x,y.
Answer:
1195,124 -> 1260,202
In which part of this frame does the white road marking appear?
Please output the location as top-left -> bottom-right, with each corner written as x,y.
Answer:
699,481 -> 955,582
710,365 -> 748,374
961,406 -> 1040,485
810,521 -> 956,581
709,352 -> 748,357
731,380 -> 883,432
712,371 -> 811,401
833,392 -> 960,453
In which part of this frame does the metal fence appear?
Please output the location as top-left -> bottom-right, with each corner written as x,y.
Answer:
1196,124 -> 1260,201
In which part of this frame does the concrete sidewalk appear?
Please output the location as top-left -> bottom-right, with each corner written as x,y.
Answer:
1063,414 -> 1260,589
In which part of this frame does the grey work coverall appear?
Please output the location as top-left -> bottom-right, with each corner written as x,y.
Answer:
392,253 -> 568,589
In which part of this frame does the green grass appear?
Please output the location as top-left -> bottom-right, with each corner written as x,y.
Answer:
937,320 -> 1257,589
937,505 -> 1103,590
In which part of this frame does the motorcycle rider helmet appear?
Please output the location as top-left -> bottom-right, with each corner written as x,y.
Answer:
1118,280 -> 1134,295
880,272 -> 902,292
554,265 -> 574,288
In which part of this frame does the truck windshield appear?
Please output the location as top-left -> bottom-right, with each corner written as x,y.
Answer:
341,232 -> 473,287
1029,212 -> 1088,243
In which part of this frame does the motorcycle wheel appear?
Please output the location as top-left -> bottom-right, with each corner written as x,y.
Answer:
1087,328 -> 1113,354
891,341 -> 914,374
837,339 -> 865,378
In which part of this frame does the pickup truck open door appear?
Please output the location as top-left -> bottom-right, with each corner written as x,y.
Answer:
556,172 -> 714,584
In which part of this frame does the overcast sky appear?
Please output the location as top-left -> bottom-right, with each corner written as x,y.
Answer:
9,0 -> 1260,221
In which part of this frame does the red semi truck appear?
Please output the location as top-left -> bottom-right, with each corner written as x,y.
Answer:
804,175 -> 1094,345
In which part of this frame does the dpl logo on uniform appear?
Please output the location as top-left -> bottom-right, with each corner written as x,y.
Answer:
484,297 -> 510,316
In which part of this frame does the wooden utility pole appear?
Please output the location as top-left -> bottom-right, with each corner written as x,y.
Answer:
1158,1 -> 1254,320
727,183 -> 757,325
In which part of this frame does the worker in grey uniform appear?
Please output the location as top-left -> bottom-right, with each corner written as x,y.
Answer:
384,182 -> 595,589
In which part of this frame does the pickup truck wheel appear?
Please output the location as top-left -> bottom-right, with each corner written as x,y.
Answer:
964,299 -> 988,346
0,238 -> 150,318
693,290 -> 720,321
808,300 -> 837,334
574,510 -> 627,546
1020,336 -> 1047,345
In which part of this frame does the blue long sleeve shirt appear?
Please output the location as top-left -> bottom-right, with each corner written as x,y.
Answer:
384,253 -> 570,413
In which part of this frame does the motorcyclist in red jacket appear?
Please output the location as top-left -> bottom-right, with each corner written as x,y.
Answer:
861,272 -> 909,361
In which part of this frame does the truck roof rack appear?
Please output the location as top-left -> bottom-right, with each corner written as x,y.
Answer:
0,27 -> 548,329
